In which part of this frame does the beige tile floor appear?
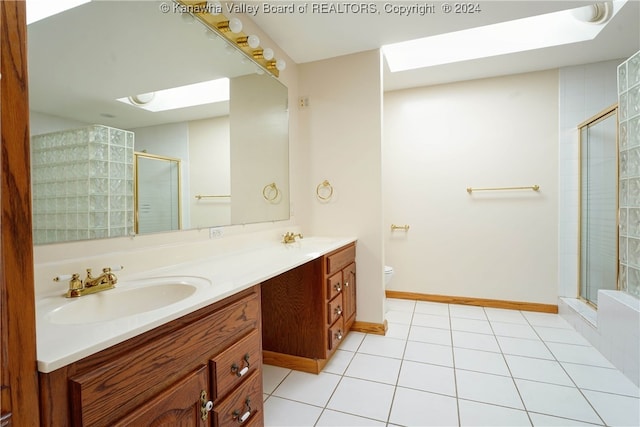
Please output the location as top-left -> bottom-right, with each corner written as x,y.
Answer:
262,298 -> 640,426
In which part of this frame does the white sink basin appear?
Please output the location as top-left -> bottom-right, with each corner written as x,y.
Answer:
45,276 -> 211,325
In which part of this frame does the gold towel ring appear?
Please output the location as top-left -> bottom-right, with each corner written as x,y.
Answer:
262,182 -> 280,202
316,180 -> 334,201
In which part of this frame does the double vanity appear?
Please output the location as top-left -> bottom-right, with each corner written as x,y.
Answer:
36,236 -> 356,426
29,2 -> 355,425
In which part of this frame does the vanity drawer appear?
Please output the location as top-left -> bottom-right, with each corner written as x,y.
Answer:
327,271 -> 343,300
328,317 -> 344,351
327,294 -> 343,325
326,244 -> 355,275
211,329 -> 262,401
212,370 -> 263,427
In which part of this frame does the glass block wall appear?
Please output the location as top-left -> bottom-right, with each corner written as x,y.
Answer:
31,125 -> 135,244
618,50 -> 640,297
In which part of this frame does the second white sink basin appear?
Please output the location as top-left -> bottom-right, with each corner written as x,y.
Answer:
45,277 -> 211,325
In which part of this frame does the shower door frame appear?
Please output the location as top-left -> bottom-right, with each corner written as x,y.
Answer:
134,152 -> 183,235
578,104 -> 619,307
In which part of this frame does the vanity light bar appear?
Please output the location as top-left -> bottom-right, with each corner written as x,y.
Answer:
175,0 -> 282,77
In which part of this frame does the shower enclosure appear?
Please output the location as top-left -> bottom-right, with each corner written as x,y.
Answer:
579,105 -> 618,306
134,152 -> 181,235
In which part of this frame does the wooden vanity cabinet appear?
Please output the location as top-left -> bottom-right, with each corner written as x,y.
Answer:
262,242 -> 356,373
39,285 -> 263,427
327,246 -> 357,332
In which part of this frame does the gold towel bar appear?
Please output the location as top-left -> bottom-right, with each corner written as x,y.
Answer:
391,224 -> 410,231
195,194 -> 231,200
466,185 -> 540,194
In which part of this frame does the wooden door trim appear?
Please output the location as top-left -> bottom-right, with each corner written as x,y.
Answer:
0,1 -> 40,425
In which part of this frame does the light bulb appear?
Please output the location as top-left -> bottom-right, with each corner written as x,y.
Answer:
262,48 -> 274,60
229,18 -> 243,33
247,35 -> 260,49
275,59 -> 286,71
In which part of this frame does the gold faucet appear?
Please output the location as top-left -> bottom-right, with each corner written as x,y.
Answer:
282,232 -> 303,244
54,266 -> 123,298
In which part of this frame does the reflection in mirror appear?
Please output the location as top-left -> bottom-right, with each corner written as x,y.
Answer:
27,0 -> 289,245
135,153 -> 181,234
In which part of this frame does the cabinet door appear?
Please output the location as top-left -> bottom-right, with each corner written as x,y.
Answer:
343,263 -> 356,325
113,365 -> 210,427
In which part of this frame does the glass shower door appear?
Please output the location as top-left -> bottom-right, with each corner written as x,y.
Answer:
579,106 -> 618,306
135,153 -> 181,235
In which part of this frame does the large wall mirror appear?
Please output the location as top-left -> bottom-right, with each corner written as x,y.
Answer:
27,0 -> 289,245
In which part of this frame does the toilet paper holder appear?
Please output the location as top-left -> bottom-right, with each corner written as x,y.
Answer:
391,224 -> 410,231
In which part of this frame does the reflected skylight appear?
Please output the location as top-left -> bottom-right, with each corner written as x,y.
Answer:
117,78 -> 230,112
27,0 -> 91,25
383,2 -> 624,72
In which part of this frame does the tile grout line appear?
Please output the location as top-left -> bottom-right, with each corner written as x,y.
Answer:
488,308 -> 535,427
384,299 -> 416,426
447,303 -> 463,427
523,308 -> 608,426
313,332 -> 367,426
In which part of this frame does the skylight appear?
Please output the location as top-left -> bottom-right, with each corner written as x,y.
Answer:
117,78 -> 230,113
382,2 -> 623,72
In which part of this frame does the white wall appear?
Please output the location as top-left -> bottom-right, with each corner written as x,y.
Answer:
188,117 -> 231,227
29,111 -> 88,136
229,74 -> 290,225
384,70 -> 559,305
298,50 -> 385,324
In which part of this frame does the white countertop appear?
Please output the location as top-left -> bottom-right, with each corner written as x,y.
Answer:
36,236 -> 356,373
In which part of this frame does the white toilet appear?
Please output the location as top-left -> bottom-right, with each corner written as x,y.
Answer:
384,265 -> 394,288
384,266 -> 394,314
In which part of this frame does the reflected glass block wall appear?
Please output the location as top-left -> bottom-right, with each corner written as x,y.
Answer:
31,125 -> 134,244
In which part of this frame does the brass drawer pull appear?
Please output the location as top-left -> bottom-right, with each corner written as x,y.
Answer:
200,390 -> 213,421
231,353 -> 251,377
233,397 -> 252,424
335,330 -> 343,341
334,305 -> 343,317
334,282 -> 342,292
